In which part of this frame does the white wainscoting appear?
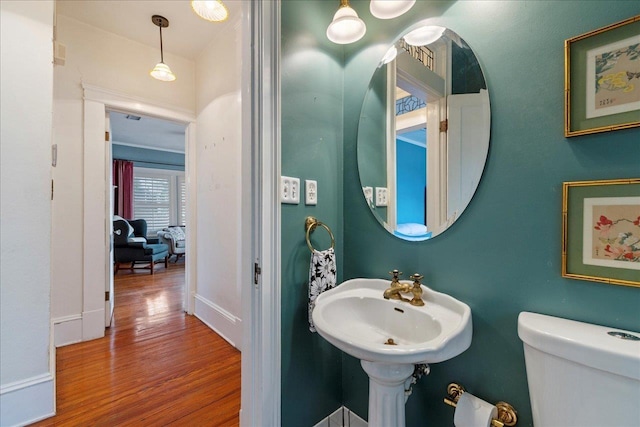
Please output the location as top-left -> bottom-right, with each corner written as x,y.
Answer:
194,294 -> 242,350
53,314 -> 83,347
0,374 -> 54,426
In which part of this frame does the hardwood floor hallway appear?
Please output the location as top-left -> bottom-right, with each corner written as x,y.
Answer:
32,261 -> 241,426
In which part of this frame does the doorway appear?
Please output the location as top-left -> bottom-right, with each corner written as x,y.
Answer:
52,1 -> 281,424
108,111 -> 189,321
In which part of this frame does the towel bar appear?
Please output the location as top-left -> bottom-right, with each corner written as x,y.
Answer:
305,216 -> 335,252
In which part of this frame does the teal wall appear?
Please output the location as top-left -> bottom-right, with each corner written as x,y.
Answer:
358,65 -> 388,221
342,1 -> 640,426
281,1 -> 344,425
282,1 -> 640,426
112,144 -> 185,171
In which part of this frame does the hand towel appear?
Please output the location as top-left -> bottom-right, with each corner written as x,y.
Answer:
308,247 -> 337,332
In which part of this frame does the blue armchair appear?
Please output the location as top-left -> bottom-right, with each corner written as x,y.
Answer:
113,218 -> 169,274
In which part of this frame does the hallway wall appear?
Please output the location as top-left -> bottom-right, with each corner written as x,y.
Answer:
0,1 -> 55,424
193,6 -> 246,348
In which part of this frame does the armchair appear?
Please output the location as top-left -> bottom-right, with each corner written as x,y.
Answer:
113,218 -> 169,274
157,226 -> 186,262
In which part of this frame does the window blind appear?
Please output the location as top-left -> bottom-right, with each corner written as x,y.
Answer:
133,175 -> 171,235
178,176 -> 187,226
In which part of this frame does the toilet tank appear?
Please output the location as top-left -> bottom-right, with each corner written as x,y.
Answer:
518,312 -> 640,427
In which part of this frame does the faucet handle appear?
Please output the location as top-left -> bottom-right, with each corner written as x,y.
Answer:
389,270 -> 403,281
409,273 -> 425,306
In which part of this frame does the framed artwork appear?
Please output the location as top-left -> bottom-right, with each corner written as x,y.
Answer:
565,16 -> 640,137
562,178 -> 640,287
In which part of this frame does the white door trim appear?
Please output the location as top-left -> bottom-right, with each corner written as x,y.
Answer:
81,84 -> 197,341
240,0 -> 281,425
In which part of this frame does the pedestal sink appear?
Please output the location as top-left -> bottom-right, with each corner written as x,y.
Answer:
312,278 -> 472,427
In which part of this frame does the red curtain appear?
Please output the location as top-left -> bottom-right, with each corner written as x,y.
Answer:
113,159 -> 133,218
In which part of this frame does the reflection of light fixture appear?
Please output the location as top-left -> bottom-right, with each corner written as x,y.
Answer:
150,15 -> 176,82
191,0 -> 229,22
379,45 -> 397,66
327,0 -> 366,45
370,0 -> 416,19
403,25 -> 445,46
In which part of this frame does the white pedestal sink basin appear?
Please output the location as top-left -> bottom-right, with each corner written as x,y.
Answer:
312,278 -> 472,427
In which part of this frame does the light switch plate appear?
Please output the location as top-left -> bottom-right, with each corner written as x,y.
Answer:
375,187 -> 388,207
363,186 -> 373,207
281,176 -> 300,204
305,180 -> 317,205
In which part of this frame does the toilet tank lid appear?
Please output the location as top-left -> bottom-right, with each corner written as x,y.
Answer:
518,312 -> 640,380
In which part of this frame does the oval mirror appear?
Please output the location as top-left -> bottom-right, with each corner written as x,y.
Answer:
357,26 -> 490,241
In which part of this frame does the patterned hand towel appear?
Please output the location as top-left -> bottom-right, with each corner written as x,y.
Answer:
308,248 -> 337,332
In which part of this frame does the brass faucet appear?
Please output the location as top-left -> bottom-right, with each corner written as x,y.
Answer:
383,270 -> 411,301
383,270 -> 425,306
409,273 -> 425,306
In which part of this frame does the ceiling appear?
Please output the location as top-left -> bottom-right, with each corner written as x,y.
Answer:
56,0 -> 241,60
110,112 -> 187,153
57,0 -> 240,153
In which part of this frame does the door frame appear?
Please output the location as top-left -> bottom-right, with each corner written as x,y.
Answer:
82,84 -> 197,343
240,1 -> 281,425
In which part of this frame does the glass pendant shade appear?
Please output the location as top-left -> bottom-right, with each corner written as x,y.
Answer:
191,0 -> 229,22
150,62 -> 176,82
370,0 -> 416,19
150,15 -> 176,82
403,25 -> 446,46
326,1 -> 366,44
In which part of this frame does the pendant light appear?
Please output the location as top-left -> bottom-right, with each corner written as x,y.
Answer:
327,0 -> 366,45
191,0 -> 229,22
150,15 -> 176,82
403,25 -> 445,47
370,0 -> 416,19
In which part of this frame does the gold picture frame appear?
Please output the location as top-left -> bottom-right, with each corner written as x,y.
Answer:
564,16 -> 640,137
562,178 -> 640,287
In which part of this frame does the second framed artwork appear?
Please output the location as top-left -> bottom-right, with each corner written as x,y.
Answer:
562,178 -> 640,287
565,15 -> 640,137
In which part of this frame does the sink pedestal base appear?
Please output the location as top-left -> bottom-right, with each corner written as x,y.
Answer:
361,360 -> 415,427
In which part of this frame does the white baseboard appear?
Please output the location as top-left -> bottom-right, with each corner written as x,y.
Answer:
313,406 -> 367,427
53,314 -> 83,347
82,308 -> 105,341
0,374 -> 55,426
194,294 -> 242,350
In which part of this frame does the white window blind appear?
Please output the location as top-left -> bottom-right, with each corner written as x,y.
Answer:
133,167 -> 186,236
178,176 -> 187,226
133,174 -> 171,236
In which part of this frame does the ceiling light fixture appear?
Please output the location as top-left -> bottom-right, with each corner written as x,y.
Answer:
327,0 -> 366,45
150,15 -> 176,82
191,0 -> 229,22
403,25 -> 446,47
370,0 -> 416,19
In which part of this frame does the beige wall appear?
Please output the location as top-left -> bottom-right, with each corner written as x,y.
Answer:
51,14 -> 196,343
1,1 -> 55,424
193,8 -> 245,348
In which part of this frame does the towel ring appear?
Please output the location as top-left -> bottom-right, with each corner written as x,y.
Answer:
305,216 -> 335,253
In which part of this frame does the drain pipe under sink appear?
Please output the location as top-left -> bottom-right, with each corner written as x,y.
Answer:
404,364 -> 430,402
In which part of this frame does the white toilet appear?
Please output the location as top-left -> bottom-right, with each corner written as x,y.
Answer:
518,311 -> 640,426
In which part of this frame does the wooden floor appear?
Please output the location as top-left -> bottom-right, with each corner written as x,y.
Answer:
32,260 -> 241,426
